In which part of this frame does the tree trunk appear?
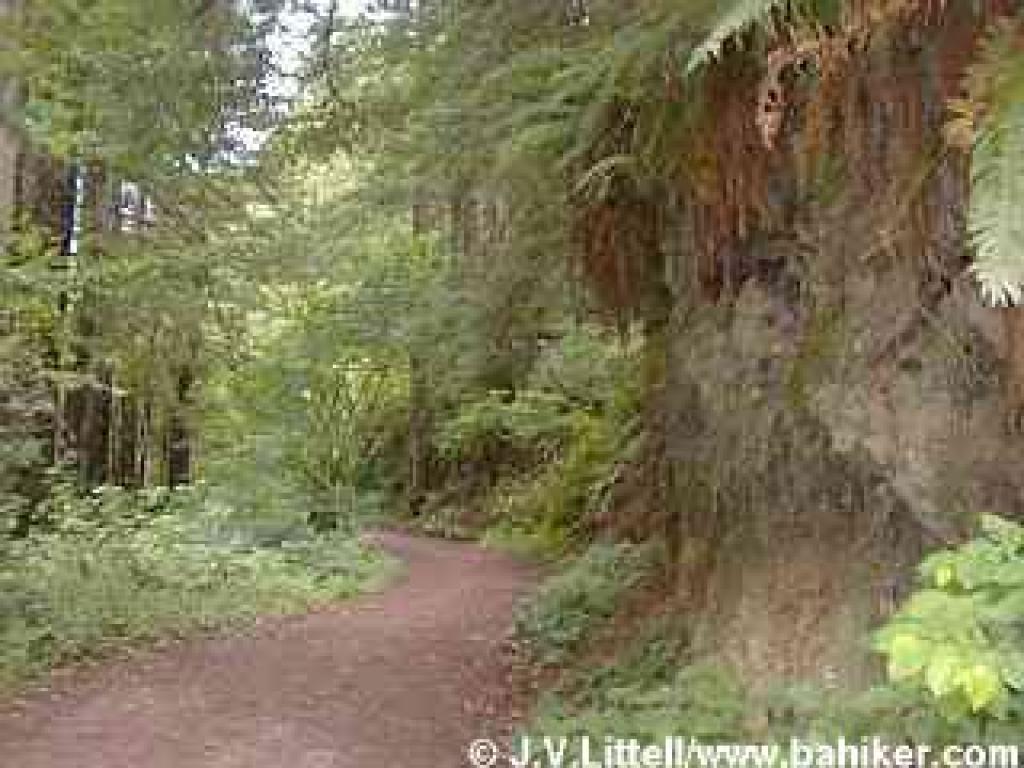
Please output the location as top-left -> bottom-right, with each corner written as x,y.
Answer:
1004,306 -> 1024,433
407,353 -> 430,516
166,368 -> 193,488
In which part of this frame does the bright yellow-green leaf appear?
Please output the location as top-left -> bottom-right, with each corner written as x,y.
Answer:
925,650 -> 961,697
935,564 -> 955,589
1001,653 -> 1024,691
958,663 -> 1002,713
885,634 -> 928,680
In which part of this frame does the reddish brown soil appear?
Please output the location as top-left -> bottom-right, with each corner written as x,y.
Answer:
0,532 -> 537,768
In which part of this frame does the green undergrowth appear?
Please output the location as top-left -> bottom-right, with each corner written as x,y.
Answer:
481,515 -> 570,562
521,623 -> 1020,762
476,415 -> 634,560
525,663 -> 748,761
515,521 -> 1024,755
514,540 -> 654,665
430,325 -> 646,553
0,485 -> 397,691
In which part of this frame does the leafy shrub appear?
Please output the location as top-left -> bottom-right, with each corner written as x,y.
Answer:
481,512 -> 570,561
514,541 -> 649,663
435,325 -> 642,473
0,486 -> 395,689
873,514 -> 1024,736
437,326 -> 644,547
516,517 -> 1024,750
527,325 -> 645,419
480,377 -> 641,550
435,389 -> 573,465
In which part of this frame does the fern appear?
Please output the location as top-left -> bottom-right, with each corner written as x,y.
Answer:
686,0 -> 785,73
686,0 -> 842,74
574,154 -> 641,200
969,104 -> 1024,307
960,22 -> 1024,307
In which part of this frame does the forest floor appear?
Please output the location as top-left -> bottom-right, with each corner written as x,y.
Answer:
0,532 -> 538,768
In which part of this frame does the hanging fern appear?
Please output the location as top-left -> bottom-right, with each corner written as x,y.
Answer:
686,0 -> 847,75
686,0 -> 786,74
956,21 -> 1024,307
685,0 -> 837,70
969,104 -> 1024,307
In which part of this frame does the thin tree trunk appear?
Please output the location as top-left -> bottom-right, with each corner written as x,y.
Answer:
139,400 -> 152,487
407,352 -> 430,516
166,368 -> 193,488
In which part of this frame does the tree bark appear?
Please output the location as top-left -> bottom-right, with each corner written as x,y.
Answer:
407,353 -> 430,516
166,368 -> 194,488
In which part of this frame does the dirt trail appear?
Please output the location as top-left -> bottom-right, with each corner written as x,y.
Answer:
0,532 -> 537,768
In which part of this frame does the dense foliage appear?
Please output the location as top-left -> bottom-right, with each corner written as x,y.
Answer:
518,520 -> 1024,754
514,541 -> 652,664
0,485 -> 394,688
2,0 -> 1024,748
875,515 -> 1024,727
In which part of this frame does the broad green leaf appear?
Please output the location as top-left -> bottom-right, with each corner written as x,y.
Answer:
935,563 -> 955,589
925,650 -> 962,697
883,633 -> 929,680
958,663 -> 1002,713
1001,653 -> 1024,691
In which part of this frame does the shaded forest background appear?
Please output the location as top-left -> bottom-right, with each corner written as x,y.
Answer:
1,0 -> 1024,744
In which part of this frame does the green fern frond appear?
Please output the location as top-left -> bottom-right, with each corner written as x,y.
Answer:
686,0 -> 785,74
969,102 -> 1024,307
685,0 -> 840,74
574,154 -> 640,201
962,23 -> 1024,307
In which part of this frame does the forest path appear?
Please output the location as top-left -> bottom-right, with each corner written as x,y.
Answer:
0,532 -> 537,768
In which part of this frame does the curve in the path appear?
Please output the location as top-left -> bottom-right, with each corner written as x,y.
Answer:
0,532 -> 537,768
